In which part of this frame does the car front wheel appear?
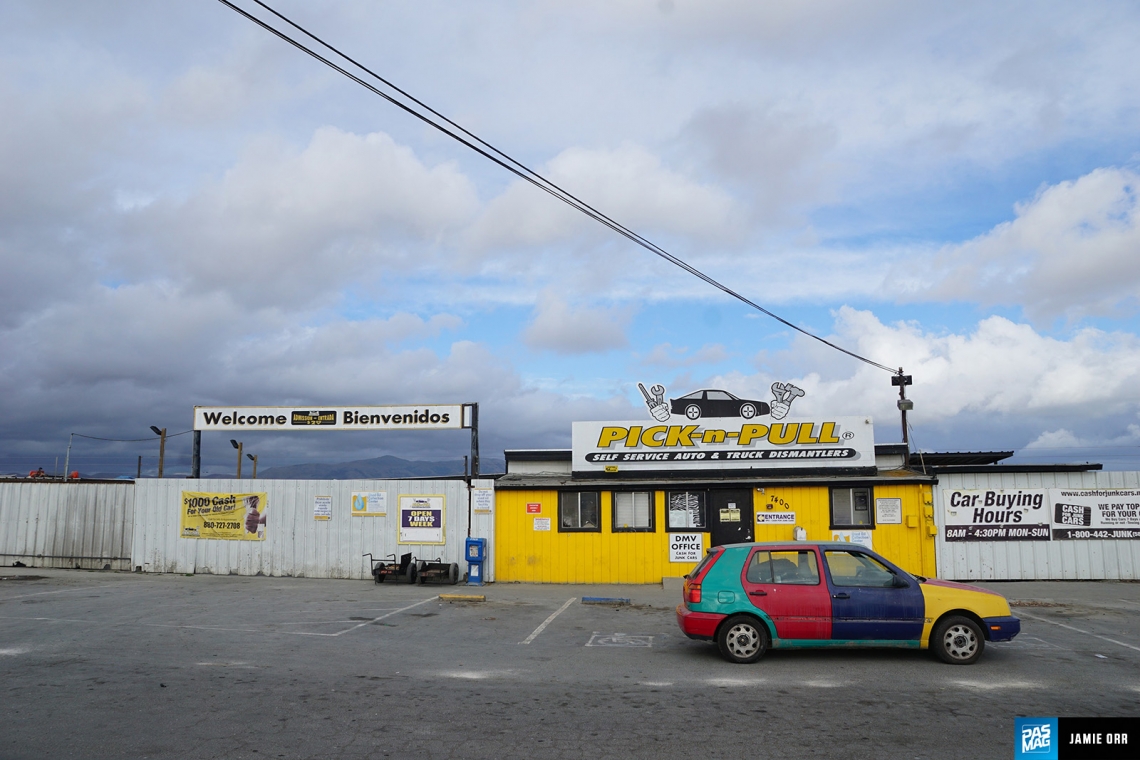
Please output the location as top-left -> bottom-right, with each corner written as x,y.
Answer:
740,403 -> 757,419
717,615 -> 769,664
932,615 -> 984,664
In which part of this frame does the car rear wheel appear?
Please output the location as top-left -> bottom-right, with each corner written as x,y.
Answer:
932,615 -> 984,664
717,615 -> 769,664
740,403 -> 757,419
685,404 -> 702,420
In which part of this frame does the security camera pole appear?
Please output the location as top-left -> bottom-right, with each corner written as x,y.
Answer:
247,452 -> 258,479
150,426 -> 167,478
231,439 -> 243,479
892,369 -> 913,447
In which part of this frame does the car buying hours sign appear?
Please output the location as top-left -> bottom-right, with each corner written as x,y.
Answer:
943,488 -> 1140,541
193,404 -> 465,431
398,495 -> 445,544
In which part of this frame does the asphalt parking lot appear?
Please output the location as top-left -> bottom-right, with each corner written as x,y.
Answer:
2,569 -> 1138,759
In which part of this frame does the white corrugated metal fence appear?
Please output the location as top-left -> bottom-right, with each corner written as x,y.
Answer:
132,478 -> 494,580
0,482 -> 135,570
935,470 -> 1140,580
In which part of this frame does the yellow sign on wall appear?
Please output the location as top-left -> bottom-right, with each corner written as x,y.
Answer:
181,491 -> 267,540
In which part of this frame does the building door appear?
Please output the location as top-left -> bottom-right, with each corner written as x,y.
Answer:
708,490 -> 753,546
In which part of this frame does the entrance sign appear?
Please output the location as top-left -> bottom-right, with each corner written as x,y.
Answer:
194,404 -> 465,431
181,491 -> 267,540
397,495 -> 445,544
572,417 -> 875,473
669,533 -> 704,562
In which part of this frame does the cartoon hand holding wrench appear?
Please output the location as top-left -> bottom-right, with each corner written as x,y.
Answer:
639,383 -> 671,421
770,382 -> 804,420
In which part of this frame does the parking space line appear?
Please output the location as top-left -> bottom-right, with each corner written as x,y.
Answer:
0,582 -> 148,602
519,598 -> 576,645
1019,611 -> 1140,653
285,595 -> 439,637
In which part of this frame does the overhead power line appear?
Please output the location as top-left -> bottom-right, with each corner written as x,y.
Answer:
72,431 -> 193,443
215,0 -> 898,375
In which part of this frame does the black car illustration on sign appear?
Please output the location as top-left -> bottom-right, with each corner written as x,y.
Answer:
670,390 -> 770,420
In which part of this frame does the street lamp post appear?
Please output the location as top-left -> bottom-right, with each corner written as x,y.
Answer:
230,439 -> 243,479
247,453 -> 258,479
150,426 -> 167,478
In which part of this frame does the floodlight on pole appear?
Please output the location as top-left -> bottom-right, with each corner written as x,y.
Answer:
230,439 -> 243,479
246,452 -> 258,479
150,426 -> 167,478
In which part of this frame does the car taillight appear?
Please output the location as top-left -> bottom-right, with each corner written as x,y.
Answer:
686,583 -> 701,605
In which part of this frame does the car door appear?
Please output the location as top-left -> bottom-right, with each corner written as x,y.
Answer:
740,547 -> 831,640
822,549 -> 924,640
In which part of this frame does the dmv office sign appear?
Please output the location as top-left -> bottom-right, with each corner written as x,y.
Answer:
572,416 -> 875,473
194,405 -> 465,432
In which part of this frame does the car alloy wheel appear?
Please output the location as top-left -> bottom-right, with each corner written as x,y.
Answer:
932,615 -> 984,664
685,404 -> 701,420
717,615 -> 769,664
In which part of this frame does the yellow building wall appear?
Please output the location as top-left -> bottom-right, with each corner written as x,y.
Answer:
495,483 -> 936,583
752,483 -> 936,577
494,489 -> 709,583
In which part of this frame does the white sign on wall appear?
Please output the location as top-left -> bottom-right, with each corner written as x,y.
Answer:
1050,489 -> 1140,540
533,517 -> 551,532
472,488 -> 494,514
313,495 -> 332,521
669,532 -> 704,562
831,530 -> 873,551
876,498 -> 902,525
942,489 -> 1050,542
756,512 -> 796,524
351,491 -> 387,516
398,495 -> 445,544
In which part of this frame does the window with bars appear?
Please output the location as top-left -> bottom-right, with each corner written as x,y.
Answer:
559,491 -> 600,532
666,491 -> 706,530
830,487 -> 874,528
612,491 -> 654,532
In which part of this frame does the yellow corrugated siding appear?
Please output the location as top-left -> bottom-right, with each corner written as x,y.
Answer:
495,483 -> 935,583
494,489 -> 708,583
752,483 -> 935,577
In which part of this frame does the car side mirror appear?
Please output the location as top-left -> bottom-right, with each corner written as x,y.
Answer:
891,575 -> 909,588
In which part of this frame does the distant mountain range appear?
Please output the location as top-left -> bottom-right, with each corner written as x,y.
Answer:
254,455 -> 505,480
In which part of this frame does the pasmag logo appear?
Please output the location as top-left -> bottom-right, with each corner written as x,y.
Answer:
1015,717 -> 1058,759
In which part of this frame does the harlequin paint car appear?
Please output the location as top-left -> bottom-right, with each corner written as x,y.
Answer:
670,389 -> 770,420
676,542 -> 1019,664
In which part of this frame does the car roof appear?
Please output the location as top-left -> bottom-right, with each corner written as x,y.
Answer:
716,541 -> 873,551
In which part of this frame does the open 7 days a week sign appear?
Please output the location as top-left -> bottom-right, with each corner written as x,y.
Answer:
572,417 -> 875,473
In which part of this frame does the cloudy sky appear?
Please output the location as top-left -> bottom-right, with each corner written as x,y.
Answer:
3,0 -> 1140,476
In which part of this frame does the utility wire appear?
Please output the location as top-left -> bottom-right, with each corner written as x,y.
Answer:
216,0 -> 898,375
72,430 -> 193,443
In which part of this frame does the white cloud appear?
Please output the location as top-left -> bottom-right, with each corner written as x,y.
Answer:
700,307 -> 1140,448
119,127 -> 480,306
467,142 -> 741,250
522,292 -> 632,354
907,167 -> 1140,320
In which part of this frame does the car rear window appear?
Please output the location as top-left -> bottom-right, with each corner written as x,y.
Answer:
687,549 -> 720,579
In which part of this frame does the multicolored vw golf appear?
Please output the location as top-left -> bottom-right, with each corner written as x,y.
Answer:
676,542 -> 1020,664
